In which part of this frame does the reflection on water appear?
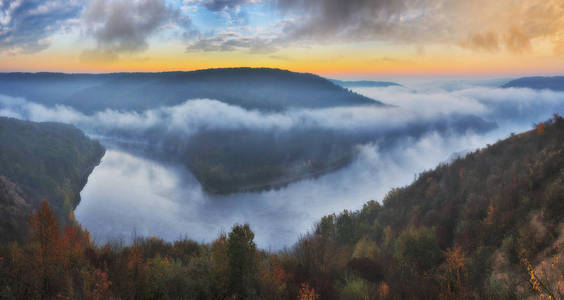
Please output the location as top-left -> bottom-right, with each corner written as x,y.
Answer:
76,146 -> 366,249
75,128 -> 503,249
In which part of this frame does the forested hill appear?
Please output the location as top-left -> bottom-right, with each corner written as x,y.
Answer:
330,79 -> 401,88
0,117 -> 104,243
2,117 -> 562,299
502,76 -> 564,91
0,68 -> 381,113
289,114 -> 564,298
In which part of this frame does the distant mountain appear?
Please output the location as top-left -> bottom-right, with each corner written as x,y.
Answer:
330,79 -> 401,88
0,69 -> 495,195
0,117 -> 104,242
0,68 -> 382,113
502,76 -> 564,91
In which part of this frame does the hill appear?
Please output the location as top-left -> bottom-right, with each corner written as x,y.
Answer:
330,79 -> 401,88
284,114 -> 564,298
0,69 -> 495,195
0,68 -> 382,113
502,76 -> 564,91
2,118 -> 562,299
0,117 -> 104,243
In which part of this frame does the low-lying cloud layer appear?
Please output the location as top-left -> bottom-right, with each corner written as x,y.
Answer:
73,128 -> 513,249
3,85 -> 564,248
1,86 -> 563,138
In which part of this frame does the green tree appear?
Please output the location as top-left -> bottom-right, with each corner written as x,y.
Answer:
227,224 -> 258,299
393,227 -> 441,274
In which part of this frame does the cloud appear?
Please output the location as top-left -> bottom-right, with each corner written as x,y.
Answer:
2,86 -> 564,143
81,0 -> 195,60
186,31 -> 276,52
201,0 -> 259,24
201,0 -> 257,12
185,17 -> 291,53
272,0 -> 564,54
0,0 -> 83,54
504,27 -> 532,54
459,31 -> 500,52
555,40 -> 564,56
0,93 -> 488,140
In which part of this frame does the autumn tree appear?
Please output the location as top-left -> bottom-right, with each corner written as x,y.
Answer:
259,257 -> 288,299
211,233 -> 230,298
298,282 -> 319,300
437,246 -> 470,300
28,200 -> 66,299
126,245 -> 146,299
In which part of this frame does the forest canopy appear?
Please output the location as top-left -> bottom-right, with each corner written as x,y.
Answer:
2,115 -> 563,299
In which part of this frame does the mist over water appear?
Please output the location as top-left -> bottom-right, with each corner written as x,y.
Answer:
3,84 -> 564,249
76,128 -> 515,249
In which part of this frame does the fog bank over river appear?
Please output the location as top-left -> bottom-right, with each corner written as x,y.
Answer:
74,85 -> 564,249
75,130 -> 506,249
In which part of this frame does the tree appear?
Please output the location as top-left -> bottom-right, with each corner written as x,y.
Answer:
298,282 -> 319,300
393,227 -> 441,274
336,210 -> 356,244
211,233 -> 230,298
28,200 -> 65,299
227,224 -> 258,298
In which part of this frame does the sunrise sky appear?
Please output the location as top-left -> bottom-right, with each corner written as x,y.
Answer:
1,0 -> 563,78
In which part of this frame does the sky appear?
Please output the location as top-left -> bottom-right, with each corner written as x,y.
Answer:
0,0 -> 563,77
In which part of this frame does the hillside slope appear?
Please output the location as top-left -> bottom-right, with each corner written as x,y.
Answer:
287,114 -> 564,298
1,117 -> 562,300
330,79 -> 401,88
0,68 -> 381,113
0,117 -> 104,242
0,69 -> 495,195
502,76 -> 564,91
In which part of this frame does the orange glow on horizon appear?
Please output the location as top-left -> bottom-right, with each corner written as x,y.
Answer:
0,44 -> 563,78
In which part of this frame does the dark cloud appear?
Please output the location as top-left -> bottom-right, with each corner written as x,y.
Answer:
275,0 -> 432,42
82,0 -> 195,60
0,0 -> 83,54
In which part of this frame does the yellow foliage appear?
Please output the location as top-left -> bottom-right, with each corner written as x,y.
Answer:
352,236 -> 380,260
298,282 -> 319,300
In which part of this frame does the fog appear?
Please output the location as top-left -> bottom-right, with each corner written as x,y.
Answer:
2,84 -> 564,249
75,130 -> 504,249
2,86 -> 563,137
